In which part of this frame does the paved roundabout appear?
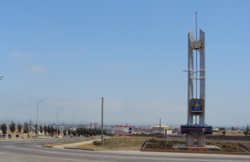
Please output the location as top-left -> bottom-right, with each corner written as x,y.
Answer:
0,138 -> 250,162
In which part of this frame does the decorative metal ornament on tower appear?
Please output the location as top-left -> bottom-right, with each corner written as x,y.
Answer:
181,12 -> 213,147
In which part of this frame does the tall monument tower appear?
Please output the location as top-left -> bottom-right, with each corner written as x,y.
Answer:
181,12 -> 212,147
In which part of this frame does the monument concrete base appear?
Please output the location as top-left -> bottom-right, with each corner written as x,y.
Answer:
197,134 -> 206,147
186,134 -> 194,146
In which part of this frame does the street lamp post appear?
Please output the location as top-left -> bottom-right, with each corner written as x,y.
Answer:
6,118 -> 9,133
57,107 -> 62,137
73,115 -> 77,130
81,118 -> 85,128
37,99 -> 43,138
101,97 -> 103,147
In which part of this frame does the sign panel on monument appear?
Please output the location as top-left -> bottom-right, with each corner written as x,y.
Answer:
165,135 -> 186,138
190,98 -> 204,116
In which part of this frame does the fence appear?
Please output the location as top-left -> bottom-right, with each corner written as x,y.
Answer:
239,143 -> 249,152
140,140 -> 147,150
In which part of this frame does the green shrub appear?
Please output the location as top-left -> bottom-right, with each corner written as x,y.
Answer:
180,141 -> 185,144
149,138 -> 158,143
222,144 -> 227,148
93,141 -> 102,146
172,140 -> 179,144
159,140 -> 167,145
206,142 -> 211,145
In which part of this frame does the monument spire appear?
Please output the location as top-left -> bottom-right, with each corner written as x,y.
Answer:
182,12 -> 212,147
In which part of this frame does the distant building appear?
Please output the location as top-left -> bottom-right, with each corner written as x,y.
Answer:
133,128 -> 153,134
213,128 -> 219,132
152,125 -> 172,134
90,123 -> 99,129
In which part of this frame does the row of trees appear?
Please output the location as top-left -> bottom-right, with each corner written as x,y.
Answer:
63,127 -> 111,137
0,121 -> 60,136
43,125 -> 60,136
0,122 -> 29,135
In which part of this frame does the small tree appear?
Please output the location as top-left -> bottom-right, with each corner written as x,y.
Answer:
103,128 -> 107,135
23,122 -> 29,133
34,124 -> 38,134
76,128 -> 81,136
17,123 -> 22,133
44,125 -> 48,135
48,125 -> 51,134
1,123 -> 7,137
50,126 -> 54,136
10,121 -> 16,133
231,127 -> 235,130
219,127 -> 225,135
72,131 -> 76,136
68,129 -> 71,136
222,130 -> 226,136
244,124 -> 249,136
55,127 -> 60,135
63,129 -> 67,136
40,125 -> 43,134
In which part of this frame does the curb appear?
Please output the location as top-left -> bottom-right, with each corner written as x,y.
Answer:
65,147 -> 96,151
141,149 -> 250,155
42,146 -> 52,148
64,147 -> 139,151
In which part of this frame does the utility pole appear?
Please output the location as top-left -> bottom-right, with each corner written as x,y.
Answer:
159,118 -> 161,134
37,99 -> 43,138
57,107 -> 62,137
101,97 -> 104,147
73,115 -> 77,130
29,118 -> 32,132
6,118 -> 9,132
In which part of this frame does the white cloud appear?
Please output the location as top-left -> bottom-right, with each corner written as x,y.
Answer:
10,51 -> 36,59
26,65 -> 47,74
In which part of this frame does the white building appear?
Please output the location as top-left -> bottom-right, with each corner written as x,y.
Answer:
90,123 -> 99,129
152,125 -> 172,134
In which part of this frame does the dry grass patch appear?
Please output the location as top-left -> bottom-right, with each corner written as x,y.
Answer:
74,137 -> 151,150
206,139 -> 250,148
72,137 -> 250,151
213,131 -> 246,136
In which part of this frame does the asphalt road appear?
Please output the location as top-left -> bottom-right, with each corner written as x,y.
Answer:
0,138 -> 250,162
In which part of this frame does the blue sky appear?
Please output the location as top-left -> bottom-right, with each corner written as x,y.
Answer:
0,0 -> 249,127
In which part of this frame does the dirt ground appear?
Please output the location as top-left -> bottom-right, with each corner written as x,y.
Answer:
73,136 -> 250,150
212,130 -> 247,136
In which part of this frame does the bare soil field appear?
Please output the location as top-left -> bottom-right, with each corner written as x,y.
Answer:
212,130 -> 247,136
73,136 -> 250,150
